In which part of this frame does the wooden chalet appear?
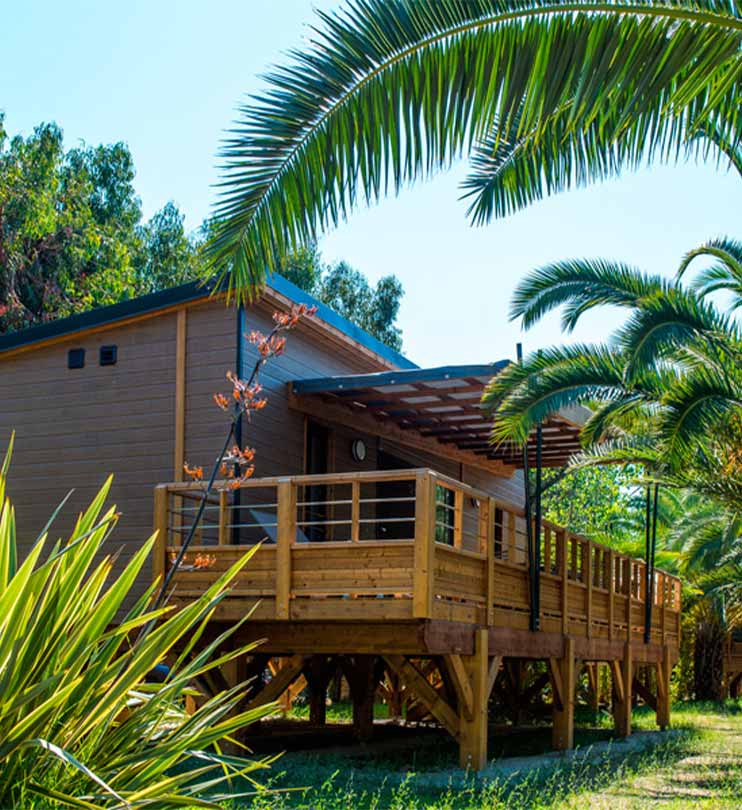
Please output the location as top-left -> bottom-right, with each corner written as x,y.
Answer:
0,275 -> 681,769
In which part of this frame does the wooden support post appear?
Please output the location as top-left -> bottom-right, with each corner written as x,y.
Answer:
173,308 -> 187,534
552,637 -> 575,750
351,479 -> 360,542
345,656 -> 378,742
586,541 -> 593,638
276,479 -> 296,620
305,656 -> 335,727
612,644 -> 633,737
659,572 -> 666,645
485,498 -> 495,625
656,646 -> 671,730
586,663 -> 601,713
413,472 -> 435,618
459,628 -> 489,770
453,488 -> 463,549
507,510 -> 516,563
153,485 -> 169,584
544,526 -> 552,573
218,489 -> 229,546
559,531 -> 569,634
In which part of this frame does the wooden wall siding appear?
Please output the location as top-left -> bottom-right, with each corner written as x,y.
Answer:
0,313 -> 178,607
232,303 -> 388,479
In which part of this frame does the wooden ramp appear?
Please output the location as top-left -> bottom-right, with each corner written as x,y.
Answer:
155,468 -> 681,769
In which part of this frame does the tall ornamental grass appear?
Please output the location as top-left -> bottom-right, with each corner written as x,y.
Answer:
0,435 -> 274,808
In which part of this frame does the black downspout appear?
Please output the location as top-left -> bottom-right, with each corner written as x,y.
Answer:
643,484 -> 652,643
231,305 -> 244,546
644,483 -> 659,643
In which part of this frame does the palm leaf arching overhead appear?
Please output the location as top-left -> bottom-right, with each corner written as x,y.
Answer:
207,0 -> 742,299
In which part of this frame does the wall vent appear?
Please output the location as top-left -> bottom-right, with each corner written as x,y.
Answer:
99,345 -> 117,366
68,348 -> 85,369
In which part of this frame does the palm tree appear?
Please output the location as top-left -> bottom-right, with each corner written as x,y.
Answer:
204,0 -> 742,299
482,240 -> 742,509
666,498 -> 742,698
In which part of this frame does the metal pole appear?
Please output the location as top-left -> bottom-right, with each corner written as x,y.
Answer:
644,482 -> 660,643
534,421 -> 543,631
644,484 -> 651,643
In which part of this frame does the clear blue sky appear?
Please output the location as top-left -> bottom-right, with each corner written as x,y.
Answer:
3,1 -> 742,366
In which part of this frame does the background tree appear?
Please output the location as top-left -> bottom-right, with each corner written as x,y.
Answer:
0,115 -> 197,332
0,117 -> 403,348
278,243 -> 404,350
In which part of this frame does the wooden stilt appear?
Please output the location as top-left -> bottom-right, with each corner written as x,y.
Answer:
551,637 -> 575,750
587,663 -> 600,713
655,646 -> 671,730
612,644 -> 633,737
459,628 -> 489,771
344,655 -> 378,742
305,655 -> 335,727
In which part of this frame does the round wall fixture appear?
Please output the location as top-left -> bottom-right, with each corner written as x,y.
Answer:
351,438 -> 367,462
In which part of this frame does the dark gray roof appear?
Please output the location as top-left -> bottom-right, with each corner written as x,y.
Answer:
0,273 -> 417,370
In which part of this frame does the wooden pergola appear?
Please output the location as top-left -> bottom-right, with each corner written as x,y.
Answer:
290,362 -> 588,468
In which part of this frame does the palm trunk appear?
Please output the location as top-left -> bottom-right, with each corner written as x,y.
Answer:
693,617 -> 725,701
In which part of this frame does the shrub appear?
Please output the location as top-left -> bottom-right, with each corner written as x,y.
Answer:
0,435 -> 274,808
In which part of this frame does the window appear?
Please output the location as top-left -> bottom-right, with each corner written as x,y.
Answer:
68,348 -> 85,369
99,345 -> 117,366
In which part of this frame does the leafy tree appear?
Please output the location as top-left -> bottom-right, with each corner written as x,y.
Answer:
136,201 -> 200,294
204,0 -> 742,299
539,465 -> 641,542
0,120 -> 401,347
0,115 -> 199,333
278,244 -> 404,350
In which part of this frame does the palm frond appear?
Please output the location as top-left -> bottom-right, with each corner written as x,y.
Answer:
462,93 -> 741,223
617,286 -> 738,376
484,343 -> 628,443
509,258 -> 668,330
677,236 -> 742,308
205,0 -> 742,300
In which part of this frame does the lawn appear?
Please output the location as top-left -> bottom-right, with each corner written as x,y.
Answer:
235,701 -> 742,809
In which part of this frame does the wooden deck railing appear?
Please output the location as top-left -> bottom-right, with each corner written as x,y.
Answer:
153,469 -> 681,645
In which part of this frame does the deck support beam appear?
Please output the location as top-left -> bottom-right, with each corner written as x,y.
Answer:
246,655 -> 306,712
611,644 -> 633,737
586,663 -> 601,713
304,656 -> 335,726
655,646 -> 672,730
551,637 -> 575,750
459,629 -> 489,770
343,655 -> 381,742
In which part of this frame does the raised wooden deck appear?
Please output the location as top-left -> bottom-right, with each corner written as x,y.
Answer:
153,468 -> 681,768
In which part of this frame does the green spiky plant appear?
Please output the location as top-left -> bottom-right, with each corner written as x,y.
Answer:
202,0 -> 742,300
0,434 -> 276,809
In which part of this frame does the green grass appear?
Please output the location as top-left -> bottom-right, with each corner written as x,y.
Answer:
232,701 -> 742,809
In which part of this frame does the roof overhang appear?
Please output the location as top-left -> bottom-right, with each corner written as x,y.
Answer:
290,363 -> 588,471
0,273 -> 416,372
